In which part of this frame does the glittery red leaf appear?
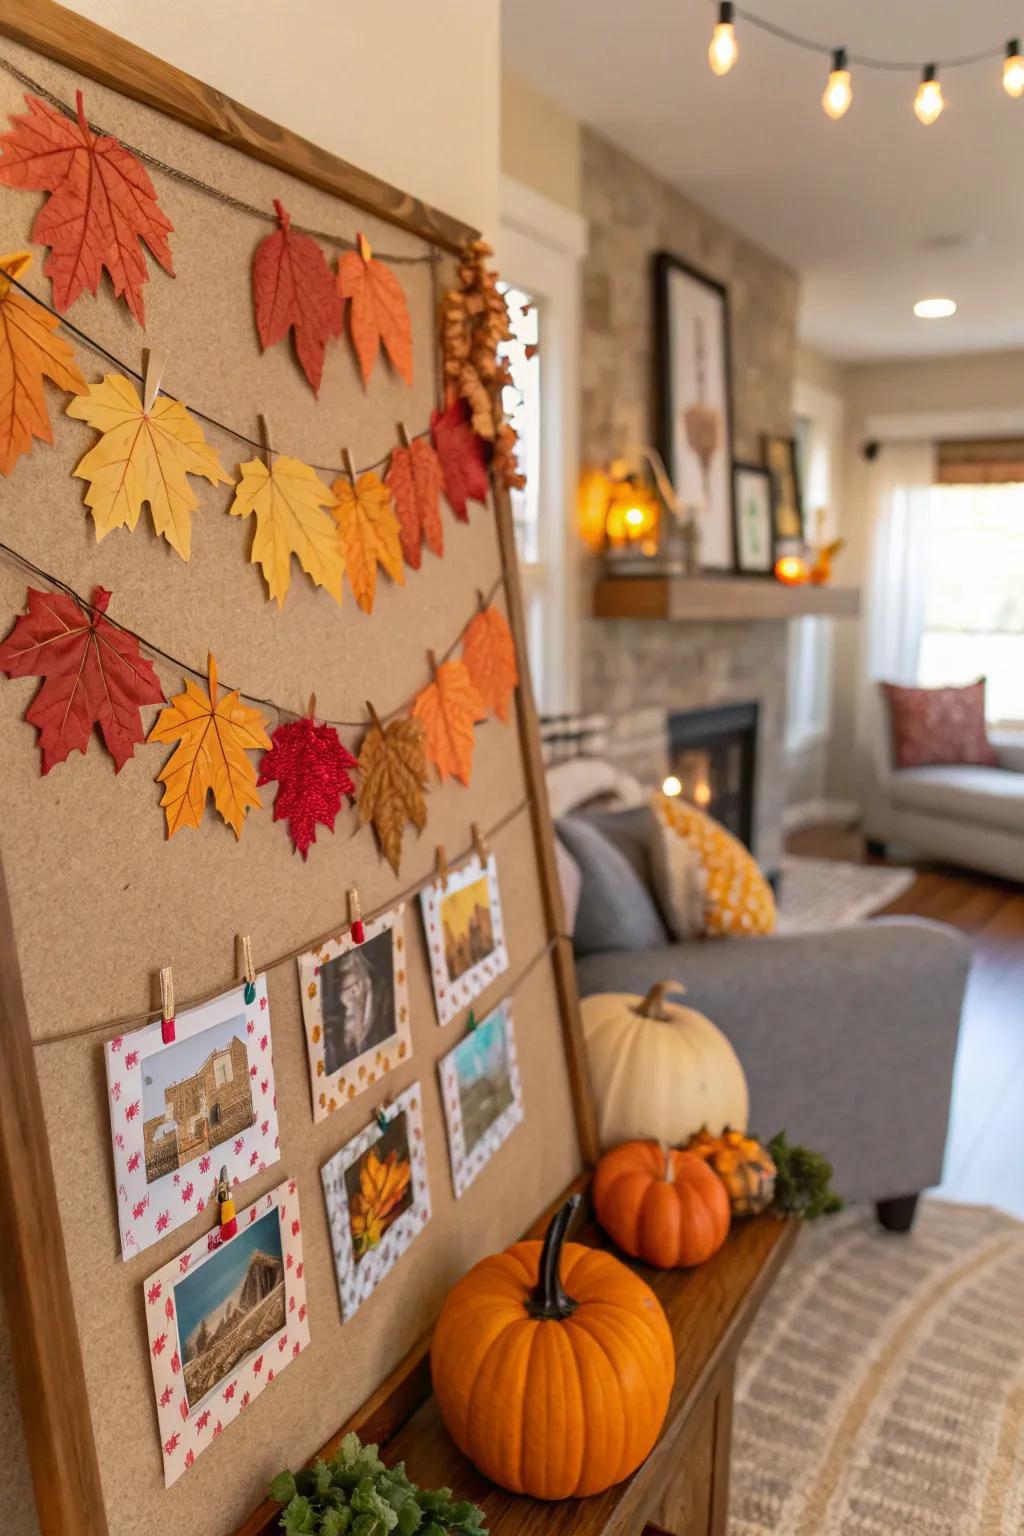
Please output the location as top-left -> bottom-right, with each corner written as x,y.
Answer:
257,715 -> 357,858
0,585 -> 163,773
385,436 -> 444,569
430,398 -> 489,521
0,91 -> 174,326
252,200 -> 342,395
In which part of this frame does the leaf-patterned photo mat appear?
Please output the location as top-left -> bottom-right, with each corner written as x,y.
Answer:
419,853 -> 509,1027
438,1002 -> 523,1199
320,1081 -> 431,1323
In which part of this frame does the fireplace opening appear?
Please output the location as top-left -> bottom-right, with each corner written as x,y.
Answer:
666,703 -> 758,849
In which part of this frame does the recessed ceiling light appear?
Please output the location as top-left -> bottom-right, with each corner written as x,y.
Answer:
914,298 -> 957,319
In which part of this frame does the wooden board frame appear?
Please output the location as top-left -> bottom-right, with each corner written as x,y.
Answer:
0,5 -> 598,1534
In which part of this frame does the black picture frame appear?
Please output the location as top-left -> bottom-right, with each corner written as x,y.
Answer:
732,462 -> 776,576
761,433 -> 805,544
654,251 -> 736,572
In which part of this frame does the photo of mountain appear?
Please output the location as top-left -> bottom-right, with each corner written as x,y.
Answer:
175,1207 -> 285,1408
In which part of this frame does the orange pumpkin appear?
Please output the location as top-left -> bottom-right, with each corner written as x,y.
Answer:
593,1140 -> 731,1268
431,1195 -> 674,1499
686,1127 -> 777,1216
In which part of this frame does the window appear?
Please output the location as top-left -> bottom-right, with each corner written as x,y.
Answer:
213,1054 -> 232,1088
918,482 -> 1024,724
498,284 -> 541,565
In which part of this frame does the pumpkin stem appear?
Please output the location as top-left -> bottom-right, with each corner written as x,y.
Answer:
637,980 -> 685,1020
527,1195 -> 581,1320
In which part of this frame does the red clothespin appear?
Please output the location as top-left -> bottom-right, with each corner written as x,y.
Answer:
436,845 -> 449,892
217,1166 -> 238,1242
159,966 -> 175,1045
348,888 -> 365,946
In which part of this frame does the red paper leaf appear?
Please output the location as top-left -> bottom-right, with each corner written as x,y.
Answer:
385,436 -> 444,569
0,91 -> 174,325
257,714 -> 357,858
430,398 -> 489,521
0,586 -> 163,773
252,200 -> 342,395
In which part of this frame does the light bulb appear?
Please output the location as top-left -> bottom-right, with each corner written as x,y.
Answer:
1004,40 -> 1024,98
708,2 -> 738,76
822,48 -> 852,119
662,775 -> 683,798
914,66 -> 944,125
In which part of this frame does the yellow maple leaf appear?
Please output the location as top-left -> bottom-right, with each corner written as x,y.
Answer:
331,470 -> 404,614
228,454 -> 344,609
147,653 -> 272,839
411,659 -> 485,786
66,373 -> 232,560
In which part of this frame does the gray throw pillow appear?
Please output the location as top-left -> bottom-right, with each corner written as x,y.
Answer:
556,814 -> 670,955
582,806 -> 659,887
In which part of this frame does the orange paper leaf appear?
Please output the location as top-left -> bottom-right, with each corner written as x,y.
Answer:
357,710 -> 428,874
462,606 -> 518,724
148,653 -> 272,839
331,470 -> 404,614
385,436 -> 444,570
411,659 -> 485,787
338,233 -> 413,387
0,250 -> 86,476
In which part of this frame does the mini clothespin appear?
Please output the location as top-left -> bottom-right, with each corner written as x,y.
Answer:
397,421 -> 411,450
436,845 -> 449,891
258,414 -> 273,469
306,692 -> 317,722
238,935 -> 257,1006
342,447 -> 357,485
467,1009 -> 478,1032
142,347 -> 166,415
471,822 -> 489,866
348,888 -> 365,945
357,231 -> 373,264
159,966 -> 175,1045
217,1166 -> 238,1242
375,1100 -> 391,1133
427,648 -> 439,679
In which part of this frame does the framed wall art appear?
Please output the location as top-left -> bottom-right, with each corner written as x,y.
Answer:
105,977 -> 280,1260
297,905 -> 411,1123
419,853 -> 509,1027
438,1002 -> 524,1198
762,433 -> 805,543
733,463 -> 775,575
320,1082 -> 431,1324
144,1178 -> 310,1487
654,251 -> 735,570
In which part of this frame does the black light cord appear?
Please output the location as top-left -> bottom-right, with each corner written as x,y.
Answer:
724,4 -> 1009,73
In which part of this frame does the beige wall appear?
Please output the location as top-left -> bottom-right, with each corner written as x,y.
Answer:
500,69 -> 582,214
59,0 -> 501,236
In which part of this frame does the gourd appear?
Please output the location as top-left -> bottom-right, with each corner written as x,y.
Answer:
582,981 -> 748,1148
593,1140 -> 730,1268
686,1127 -> 777,1216
431,1195 -> 674,1499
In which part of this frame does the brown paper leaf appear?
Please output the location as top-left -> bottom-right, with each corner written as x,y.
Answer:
357,711 -> 427,873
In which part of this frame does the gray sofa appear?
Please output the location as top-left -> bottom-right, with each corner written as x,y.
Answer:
558,804 -> 971,1229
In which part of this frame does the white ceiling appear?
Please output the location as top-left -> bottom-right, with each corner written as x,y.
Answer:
502,0 -> 1024,361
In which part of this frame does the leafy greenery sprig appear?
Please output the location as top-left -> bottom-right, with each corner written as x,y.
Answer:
271,1432 -> 488,1536
767,1130 -> 844,1220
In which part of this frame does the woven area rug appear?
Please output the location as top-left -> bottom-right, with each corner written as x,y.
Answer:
731,1201 -> 1024,1535
775,855 -> 916,934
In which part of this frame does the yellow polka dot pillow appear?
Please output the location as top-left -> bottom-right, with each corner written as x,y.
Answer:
649,792 -> 776,938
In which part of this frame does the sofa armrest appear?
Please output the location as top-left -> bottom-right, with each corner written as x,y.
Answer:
991,730 -> 1024,774
574,918 -> 971,1204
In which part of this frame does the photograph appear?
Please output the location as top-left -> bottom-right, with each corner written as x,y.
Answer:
733,463 -> 775,575
763,433 -> 804,542
298,905 -> 412,1123
439,1003 -> 524,1198
105,975 -> 280,1260
654,251 -> 735,570
420,854 -> 509,1027
321,1083 -> 431,1322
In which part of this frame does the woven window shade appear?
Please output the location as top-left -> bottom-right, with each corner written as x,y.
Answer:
936,439 -> 1024,484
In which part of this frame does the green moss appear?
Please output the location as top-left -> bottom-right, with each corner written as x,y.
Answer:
767,1130 -> 844,1220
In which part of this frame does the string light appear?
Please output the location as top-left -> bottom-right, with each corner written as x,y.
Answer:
708,2 -> 739,76
822,48 -> 853,120
1004,39 -> 1024,97
914,64 -> 944,125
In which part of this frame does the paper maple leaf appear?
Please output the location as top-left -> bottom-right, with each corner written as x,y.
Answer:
337,233 -> 413,387
411,659 -> 485,787
252,200 -> 342,396
148,654 -> 271,839
430,399 -> 489,521
0,249 -> 87,476
228,455 -> 344,609
385,436 -> 444,570
66,373 -> 232,560
0,91 -> 174,325
462,606 -> 518,724
257,715 -> 357,859
357,710 -> 428,874
331,470 -> 404,614
0,585 -> 163,773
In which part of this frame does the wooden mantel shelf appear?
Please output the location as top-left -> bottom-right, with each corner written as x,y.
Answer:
594,576 -> 861,622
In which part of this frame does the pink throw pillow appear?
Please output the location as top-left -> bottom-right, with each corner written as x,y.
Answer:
881,678 -> 998,770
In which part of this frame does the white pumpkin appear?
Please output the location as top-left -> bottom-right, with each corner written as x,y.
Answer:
582,981 -> 748,1149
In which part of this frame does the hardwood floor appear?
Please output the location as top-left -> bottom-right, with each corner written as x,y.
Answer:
787,827 -> 1024,1219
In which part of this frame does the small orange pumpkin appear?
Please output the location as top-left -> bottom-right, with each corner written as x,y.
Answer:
593,1140 -> 731,1268
686,1127 -> 777,1216
431,1196 -> 674,1499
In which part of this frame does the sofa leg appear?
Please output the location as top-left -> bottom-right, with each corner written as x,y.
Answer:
876,1194 -> 920,1233
866,838 -> 888,859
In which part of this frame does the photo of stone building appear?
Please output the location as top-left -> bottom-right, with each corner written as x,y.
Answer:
143,1026 -> 254,1184
441,876 -> 495,981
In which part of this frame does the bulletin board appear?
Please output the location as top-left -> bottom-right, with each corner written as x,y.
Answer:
0,7 -> 596,1536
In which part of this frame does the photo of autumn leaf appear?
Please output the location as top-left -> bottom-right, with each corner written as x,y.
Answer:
441,875 -> 495,982
343,1113 -> 414,1264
